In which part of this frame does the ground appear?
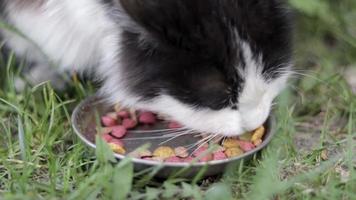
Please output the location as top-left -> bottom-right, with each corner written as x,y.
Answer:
0,1 -> 356,199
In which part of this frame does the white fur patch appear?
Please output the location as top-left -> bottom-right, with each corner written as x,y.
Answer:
136,95 -> 244,136
2,0 -> 117,72
238,41 -> 290,131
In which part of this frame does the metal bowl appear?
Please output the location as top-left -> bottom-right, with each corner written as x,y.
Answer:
71,95 -> 276,179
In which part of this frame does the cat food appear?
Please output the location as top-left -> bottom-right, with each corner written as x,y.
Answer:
138,111 -> 157,124
111,126 -> 127,138
174,146 -> 189,158
153,146 -> 176,159
98,106 -> 266,163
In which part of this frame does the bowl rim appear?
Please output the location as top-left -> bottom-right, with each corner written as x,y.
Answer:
71,95 -> 276,167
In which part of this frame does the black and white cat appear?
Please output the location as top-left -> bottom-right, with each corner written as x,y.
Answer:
0,0 -> 292,136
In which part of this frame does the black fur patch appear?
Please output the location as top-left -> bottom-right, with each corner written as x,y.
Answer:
119,0 -> 292,110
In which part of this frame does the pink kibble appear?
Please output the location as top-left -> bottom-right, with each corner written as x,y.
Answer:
213,151 -> 227,160
238,140 -> 255,152
199,154 -> 213,162
117,110 -> 130,118
183,156 -> 195,163
193,146 -> 208,157
193,146 -> 212,162
101,133 -> 113,143
165,156 -> 182,163
101,116 -> 117,127
122,118 -> 137,129
111,126 -> 127,138
138,111 -> 157,124
168,121 -> 183,129
110,138 -> 124,147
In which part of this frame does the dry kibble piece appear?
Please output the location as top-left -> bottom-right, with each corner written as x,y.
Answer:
239,132 -> 253,141
193,146 -> 213,162
251,126 -> 265,142
110,138 -> 124,147
122,118 -> 138,129
253,139 -> 263,146
117,110 -> 130,118
174,147 -> 189,158
183,156 -> 195,163
101,116 -> 117,127
222,138 -> 240,148
101,133 -> 113,143
213,145 -> 226,153
150,157 -> 164,162
238,140 -> 255,152
199,154 -> 213,162
153,146 -> 175,159
193,146 -> 208,157
107,112 -> 119,120
111,126 -> 127,138
109,143 -> 126,154
213,151 -> 227,160
139,111 -> 157,124
165,156 -> 182,163
97,127 -> 113,135
139,150 -> 153,158
168,121 -> 182,129
129,149 -> 152,158
225,147 -> 244,158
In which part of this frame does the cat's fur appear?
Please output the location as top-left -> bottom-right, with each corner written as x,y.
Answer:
0,0 -> 292,135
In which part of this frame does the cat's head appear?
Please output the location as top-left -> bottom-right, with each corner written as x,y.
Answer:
102,0 -> 292,136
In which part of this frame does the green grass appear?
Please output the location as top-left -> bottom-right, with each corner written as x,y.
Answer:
1,1 -> 356,199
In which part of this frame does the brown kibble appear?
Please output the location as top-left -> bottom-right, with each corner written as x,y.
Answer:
153,146 -> 175,159
174,146 -> 189,158
222,138 -> 240,148
251,126 -> 265,142
225,147 -> 244,158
